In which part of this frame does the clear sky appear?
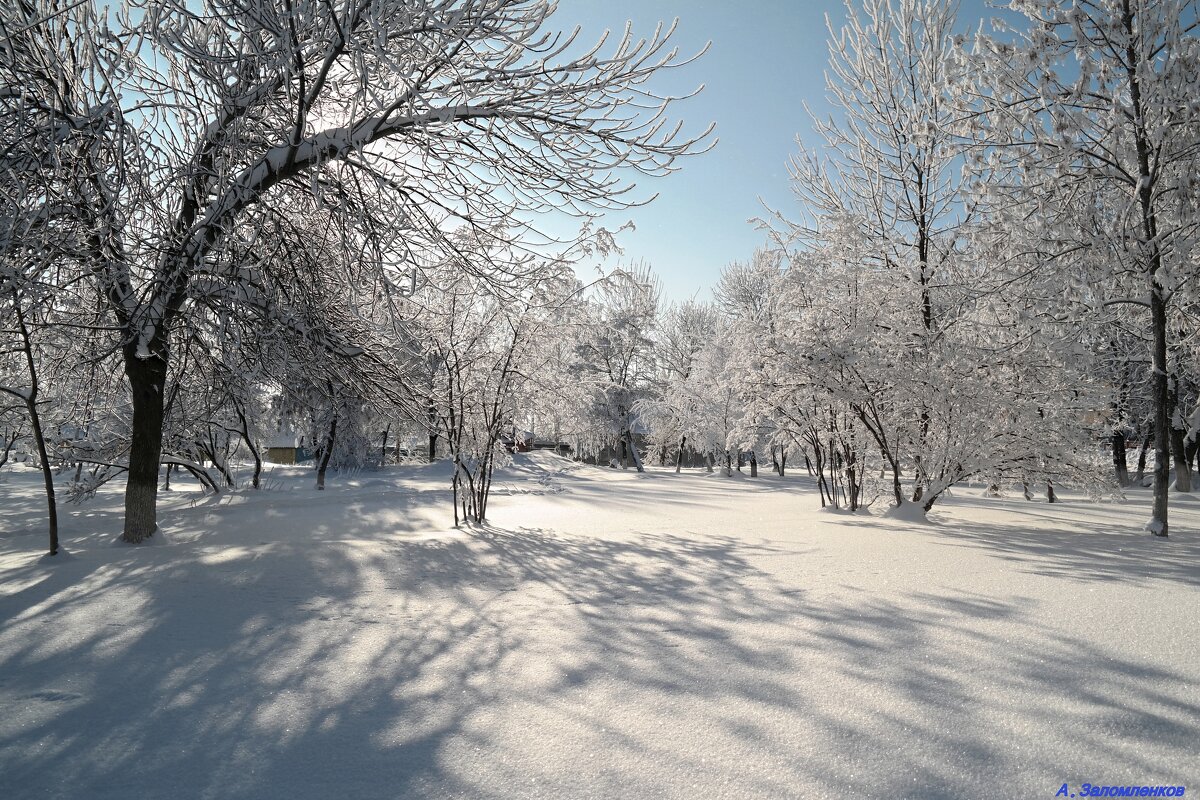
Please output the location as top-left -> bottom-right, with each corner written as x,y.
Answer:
544,0 -> 998,302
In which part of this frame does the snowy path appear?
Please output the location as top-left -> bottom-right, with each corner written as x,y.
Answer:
2,455 -> 1198,799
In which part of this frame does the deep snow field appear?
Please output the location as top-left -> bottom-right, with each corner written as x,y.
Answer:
1,453 -> 1198,799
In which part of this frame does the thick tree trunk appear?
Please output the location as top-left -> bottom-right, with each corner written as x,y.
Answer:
749,450 -> 757,478
316,415 -> 337,490
1046,480 -> 1058,504
1112,431 -> 1130,487
1125,14 -> 1171,535
428,431 -> 438,463
676,435 -> 685,473
779,452 -> 786,477
1149,289 -> 1171,534
122,348 -> 168,543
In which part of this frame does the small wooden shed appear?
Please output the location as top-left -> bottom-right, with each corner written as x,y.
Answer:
266,429 -> 309,464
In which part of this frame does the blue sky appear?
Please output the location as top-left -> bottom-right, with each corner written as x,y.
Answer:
545,0 -> 998,301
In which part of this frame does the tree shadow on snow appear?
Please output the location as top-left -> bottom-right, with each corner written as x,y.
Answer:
0,520 -> 1195,799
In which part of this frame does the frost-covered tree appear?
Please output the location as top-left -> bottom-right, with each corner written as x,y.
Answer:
712,250 -> 788,478
956,0 -> 1200,535
412,230 -> 575,524
755,0 -> 1109,515
639,300 -> 719,471
7,0 -> 712,542
1,0 -> 139,554
0,274 -> 60,553
570,264 -> 661,471
764,0 -> 971,511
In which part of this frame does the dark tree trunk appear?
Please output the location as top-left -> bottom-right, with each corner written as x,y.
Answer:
0,427 -> 19,470
887,456 -> 903,507
779,452 -> 786,477
451,458 -> 460,527
122,346 -> 168,543
1046,480 -> 1058,504
316,414 -> 337,490
676,435 -> 685,473
235,406 -> 262,489
1124,10 -> 1171,535
12,302 -> 58,555
1134,432 -> 1152,484
427,398 -> 438,463
1149,288 -> 1171,534
815,444 -> 831,508
27,396 -> 58,556
250,445 -> 262,490
1112,430 -> 1130,487
749,450 -> 757,478
625,430 -> 644,472
381,424 -> 390,466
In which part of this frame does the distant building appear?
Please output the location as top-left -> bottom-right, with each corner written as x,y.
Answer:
266,428 -> 310,464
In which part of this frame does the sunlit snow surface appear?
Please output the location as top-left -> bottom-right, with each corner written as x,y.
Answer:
2,453 -> 1198,799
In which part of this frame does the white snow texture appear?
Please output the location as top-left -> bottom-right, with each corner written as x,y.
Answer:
1,453 -> 1197,799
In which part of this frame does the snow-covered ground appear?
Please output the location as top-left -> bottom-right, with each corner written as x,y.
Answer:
2,454 -> 1198,799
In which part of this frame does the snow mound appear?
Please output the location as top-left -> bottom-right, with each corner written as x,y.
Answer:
883,500 -> 930,523
110,529 -> 173,547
